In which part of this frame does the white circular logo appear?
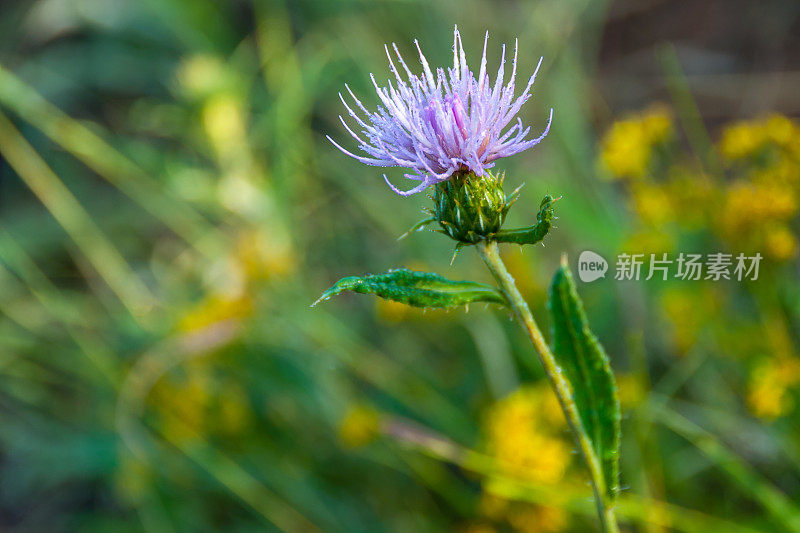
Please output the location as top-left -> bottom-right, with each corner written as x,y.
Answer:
578,251 -> 608,282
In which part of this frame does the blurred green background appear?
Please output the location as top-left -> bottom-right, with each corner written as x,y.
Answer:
0,0 -> 799,531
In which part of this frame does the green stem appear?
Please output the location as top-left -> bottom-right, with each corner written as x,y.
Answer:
476,240 -> 619,533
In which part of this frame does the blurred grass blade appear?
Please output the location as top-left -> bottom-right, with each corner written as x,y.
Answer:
654,405 -> 800,533
658,44 -> 722,176
0,263 -> 49,334
0,64 -> 223,256
0,228 -> 118,382
548,259 -> 621,500
388,415 -> 761,533
0,111 -> 155,321
157,409 -> 323,533
313,268 -> 507,308
115,321 -> 321,532
269,309 -> 476,440
0,259 -> 117,382
465,313 -> 519,399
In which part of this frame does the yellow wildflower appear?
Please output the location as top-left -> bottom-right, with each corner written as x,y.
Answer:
641,104 -> 673,144
754,156 -> 800,188
748,380 -> 787,419
235,227 -> 294,280
149,360 -> 252,447
375,298 -> 413,322
661,286 -> 720,355
154,364 -> 212,445
338,405 -> 381,448
509,505 -> 568,533
622,230 -> 675,256
202,94 -> 248,160
178,293 -> 253,332
601,120 -> 652,179
747,357 -> 800,419
630,183 -> 674,225
485,385 -> 570,484
600,105 -> 673,180
764,114 -> 798,149
764,224 -> 799,261
719,120 -> 766,160
661,289 -> 698,355
374,294 -> 452,323
616,373 -> 645,410
719,180 -> 797,237
479,493 -> 510,520
719,114 -> 800,160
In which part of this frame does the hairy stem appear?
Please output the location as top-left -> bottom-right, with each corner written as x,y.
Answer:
476,240 -> 619,533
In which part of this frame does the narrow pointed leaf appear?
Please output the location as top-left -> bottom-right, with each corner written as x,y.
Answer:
398,216 -> 436,240
494,194 -> 558,245
313,269 -> 507,308
548,261 -> 621,500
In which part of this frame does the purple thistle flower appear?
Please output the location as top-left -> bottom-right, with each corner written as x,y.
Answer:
327,25 -> 553,196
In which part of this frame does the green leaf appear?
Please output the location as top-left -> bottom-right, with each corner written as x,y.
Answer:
312,268 -> 507,309
397,216 -> 436,241
548,259 -> 621,501
493,194 -> 559,245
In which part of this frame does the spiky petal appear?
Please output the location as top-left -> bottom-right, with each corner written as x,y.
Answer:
328,26 -> 553,196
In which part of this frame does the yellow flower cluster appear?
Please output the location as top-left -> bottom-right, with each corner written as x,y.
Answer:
484,385 -> 570,485
599,105 -> 689,252
747,356 -> 800,419
507,504 -> 568,533
719,180 -> 798,260
177,226 -> 294,333
153,361 -> 252,445
178,293 -> 254,332
601,107 -> 800,263
717,115 -> 800,260
720,181 -> 797,233
600,104 -> 673,180
615,373 -> 646,410
599,108 -> 800,420
234,227 -> 295,281
764,225 -> 799,260
630,182 -> 674,226
477,494 -> 568,533
719,114 -> 800,161
660,286 -> 721,355
338,405 -> 381,448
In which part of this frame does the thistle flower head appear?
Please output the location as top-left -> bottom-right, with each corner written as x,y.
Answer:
328,26 -> 553,196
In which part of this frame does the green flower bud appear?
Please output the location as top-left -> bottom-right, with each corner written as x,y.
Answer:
433,171 -> 512,244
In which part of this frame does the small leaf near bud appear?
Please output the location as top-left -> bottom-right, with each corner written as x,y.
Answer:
398,217 -> 436,241
494,194 -> 560,246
